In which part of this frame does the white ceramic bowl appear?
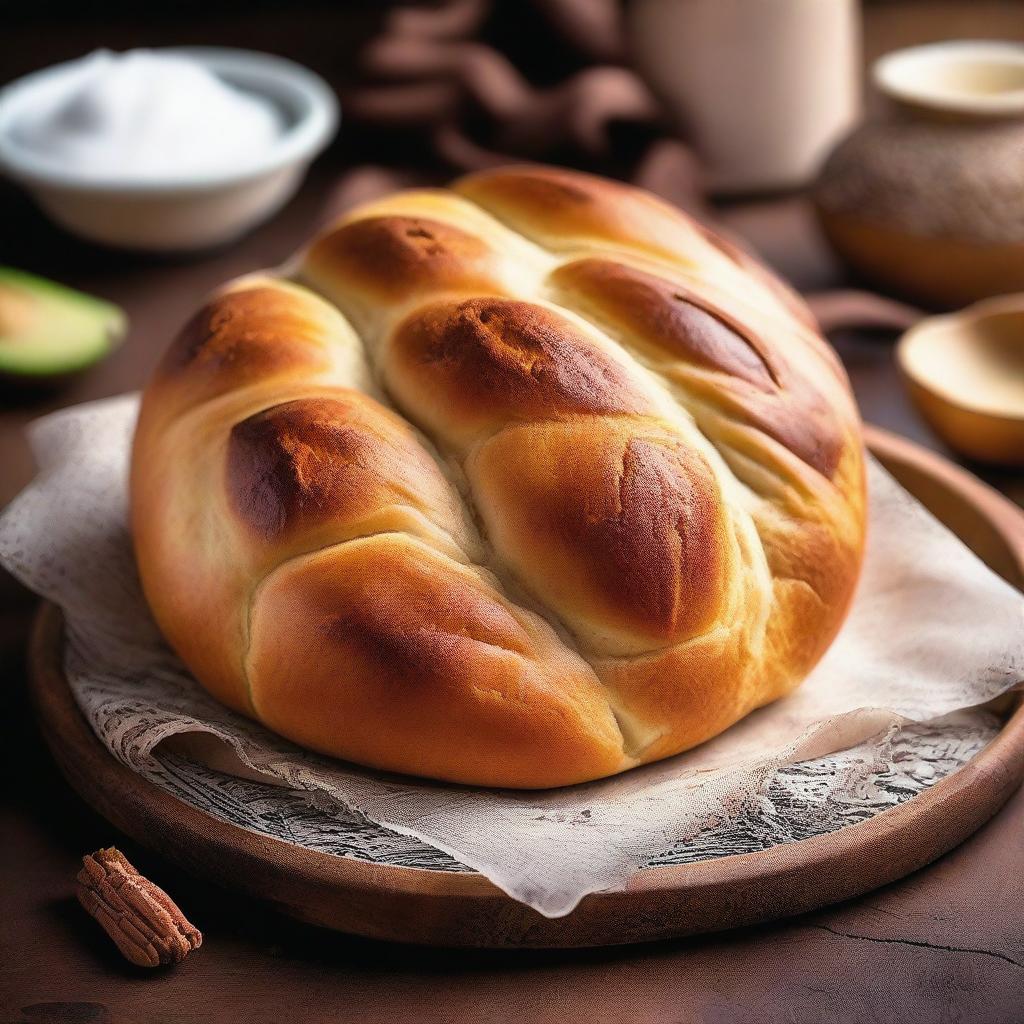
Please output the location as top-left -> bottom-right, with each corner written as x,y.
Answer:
0,48 -> 338,252
874,40 -> 1024,117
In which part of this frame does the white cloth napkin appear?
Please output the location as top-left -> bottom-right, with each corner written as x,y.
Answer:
1,394 -> 1021,916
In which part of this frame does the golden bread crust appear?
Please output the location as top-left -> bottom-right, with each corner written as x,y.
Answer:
131,165 -> 866,788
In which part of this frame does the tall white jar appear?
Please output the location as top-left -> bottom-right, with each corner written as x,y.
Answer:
626,0 -> 861,194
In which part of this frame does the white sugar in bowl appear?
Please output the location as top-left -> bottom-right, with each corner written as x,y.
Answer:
0,48 -> 338,253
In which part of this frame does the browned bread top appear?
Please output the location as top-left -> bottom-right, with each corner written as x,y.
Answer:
131,165 -> 866,788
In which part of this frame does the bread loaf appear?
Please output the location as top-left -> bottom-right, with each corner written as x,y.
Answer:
131,165 -> 866,788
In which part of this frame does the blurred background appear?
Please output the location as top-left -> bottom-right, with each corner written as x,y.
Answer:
2,0 -> 1024,646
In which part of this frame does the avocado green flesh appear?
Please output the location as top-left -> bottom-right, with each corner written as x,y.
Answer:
0,267 -> 125,377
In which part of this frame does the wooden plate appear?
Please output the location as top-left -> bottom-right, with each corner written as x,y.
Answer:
29,426 -> 1024,948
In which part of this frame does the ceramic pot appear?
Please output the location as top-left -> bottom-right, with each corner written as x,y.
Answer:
816,41 -> 1024,309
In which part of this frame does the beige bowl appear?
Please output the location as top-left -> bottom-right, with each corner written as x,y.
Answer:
898,295 -> 1024,465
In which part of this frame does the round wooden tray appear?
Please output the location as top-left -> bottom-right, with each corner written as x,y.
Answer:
29,426 -> 1024,949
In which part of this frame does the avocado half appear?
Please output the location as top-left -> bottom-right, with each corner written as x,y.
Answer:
0,267 -> 126,378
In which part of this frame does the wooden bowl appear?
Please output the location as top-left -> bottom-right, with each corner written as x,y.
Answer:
898,296 -> 1024,466
28,426 -> 1024,948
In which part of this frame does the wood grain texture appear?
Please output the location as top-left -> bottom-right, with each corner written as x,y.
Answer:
27,427 -> 1024,949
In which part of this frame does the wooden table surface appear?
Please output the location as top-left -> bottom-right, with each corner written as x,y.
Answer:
3,13 -> 1024,1012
